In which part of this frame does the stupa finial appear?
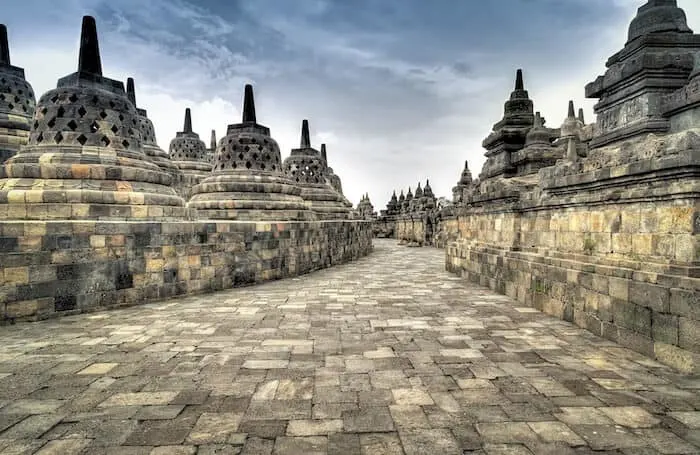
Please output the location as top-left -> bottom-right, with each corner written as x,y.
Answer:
300,119 -> 311,148
321,143 -> 327,161
243,84 -> 256,123
126,78 -> 136,106
534,111 -> 543,128
578,108 -> 585,124
0,25 -> 10,65
210,130 -> 216,150
515,69 -> 524,90
568,100 -> 576,118
184,108 -> 193,134
78,16 -> 103,76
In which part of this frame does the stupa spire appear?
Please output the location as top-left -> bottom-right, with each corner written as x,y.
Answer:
568,100 -> 576,118
78,16 -> 102,76
300,119 -> 311,148
515,69 -> 524,90
578,108 -> 585,124
0,25 -> 10,65
210,130 -> 216,150
242,84 -> 256,123
321,143 -> 327,161
184,108 -> 193,133
126,78 -> 136,106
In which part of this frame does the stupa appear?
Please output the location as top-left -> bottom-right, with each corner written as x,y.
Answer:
168,107 -> 211,198
0,25 -> 36,165
188,84 -> 314,221
402,187 -> 413,213
126,78 -> 180,179
207,129 -> 216,163
384,190 -> 399,216
0,16 -> 185,220
356,193 -> 376,220
586,0 -> 700,147
452,160 -> 473,203
510,111 -> 560,176
282,119 -> 351,219
321,143 -> 352,209
480,69 -> 535,179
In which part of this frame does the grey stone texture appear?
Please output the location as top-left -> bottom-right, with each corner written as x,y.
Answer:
0,219 -> 372,322
0,240 -> 697,454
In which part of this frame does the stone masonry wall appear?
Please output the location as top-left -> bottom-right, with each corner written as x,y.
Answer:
446,199 -> 700,373
0,220 -> 372,323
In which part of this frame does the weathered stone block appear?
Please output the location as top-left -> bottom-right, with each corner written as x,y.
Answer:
670,288 -> 700,319
652,313 -> 679,346
679,317 -> 700,351
629,281 -> 670,313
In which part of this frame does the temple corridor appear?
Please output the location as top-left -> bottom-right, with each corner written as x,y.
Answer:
0,239 -> 698,454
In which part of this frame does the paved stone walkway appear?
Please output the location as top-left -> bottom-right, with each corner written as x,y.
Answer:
0,239 -> 699,455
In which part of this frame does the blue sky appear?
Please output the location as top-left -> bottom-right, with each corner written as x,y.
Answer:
4,0 -> 700,208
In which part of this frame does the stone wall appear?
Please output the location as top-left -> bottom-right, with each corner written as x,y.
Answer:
445,147 -> 700,372
0,220 -> 372,323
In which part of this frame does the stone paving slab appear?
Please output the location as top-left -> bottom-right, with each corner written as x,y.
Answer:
0,239 -> 698,454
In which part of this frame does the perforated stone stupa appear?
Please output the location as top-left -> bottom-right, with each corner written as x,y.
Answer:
189,84 -> 314,221
283,119 -> 351,219
0,25 -> 36,165
0,16 -> 185,220
126,78 -> 180,180
169,108 -> 212,198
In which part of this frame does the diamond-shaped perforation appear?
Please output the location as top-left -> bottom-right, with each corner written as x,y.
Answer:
69,93 -> 79,103
111,125 -> 119,134
101,136 -> 110,146
90,121 -> 99,133
78,106 -> 87,117
57,107 -> 65,117
54,132 -> 64,144
67,120 -> 78,131
76,134 -> 88,145
99,111 -> 108,119
47,117 -> 57,128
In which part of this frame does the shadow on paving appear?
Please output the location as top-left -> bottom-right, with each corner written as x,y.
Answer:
0,239 -> 698,454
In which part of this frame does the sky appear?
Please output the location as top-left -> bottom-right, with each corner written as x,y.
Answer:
3,0 -> 700,209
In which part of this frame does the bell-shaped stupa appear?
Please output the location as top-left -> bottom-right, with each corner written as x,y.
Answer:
282,119 -> 352,219
126,78 -> 181,180
0,16 -> 185,220
0,25 -> 36,165
188,84 -> 314,221
168,107 -> 211,198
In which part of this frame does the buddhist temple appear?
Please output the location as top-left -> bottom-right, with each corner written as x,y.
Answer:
188,84 -> 314,221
